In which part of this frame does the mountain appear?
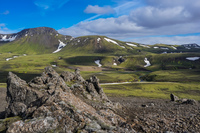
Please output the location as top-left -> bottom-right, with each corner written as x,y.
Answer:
0,27 -> 200,55
0,27 -> 72,54
181,43 -> 200,49
59,36 -> 134,55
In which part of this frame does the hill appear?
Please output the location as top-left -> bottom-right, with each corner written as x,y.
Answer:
0,27 -> 72,54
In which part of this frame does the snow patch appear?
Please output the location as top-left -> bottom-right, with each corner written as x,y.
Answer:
126,43 -> 137,47
160,47 -> 169,50
53,40 -> 66,53
77,40 -> 80,43
70,37 -> 74,41
186,57 -> 200,61
52,65 -> 57,67
13,56 -> 18,58
171,46 -> 177,50
95,60 -> 102,67
104,38 -> 119,45
144,58 -> 151,67
113,63 -> 117,66
97,38 -> 101,43
0,35 -> 17,42
25,34 -> 28,37
23,54 -> 27,56
6,58 -> 13,61
120,46 -> 125,48
140,44 -> 150,48
154,47 -> 159,49
84,38 -> 88,42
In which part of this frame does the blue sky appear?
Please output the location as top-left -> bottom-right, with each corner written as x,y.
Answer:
1,0 -> 200,45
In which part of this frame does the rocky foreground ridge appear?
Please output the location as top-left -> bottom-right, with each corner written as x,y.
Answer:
2,67 -> 134,133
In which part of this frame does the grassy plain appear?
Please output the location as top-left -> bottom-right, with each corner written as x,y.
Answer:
102,82 -> 200,101
0,49 -> 200,101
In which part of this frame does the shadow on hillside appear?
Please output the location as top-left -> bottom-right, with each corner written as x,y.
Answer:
0,71 -> 41,83
65,56 -> 103,66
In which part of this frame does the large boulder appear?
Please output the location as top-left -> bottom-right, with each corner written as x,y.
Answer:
4,67 -> 135,133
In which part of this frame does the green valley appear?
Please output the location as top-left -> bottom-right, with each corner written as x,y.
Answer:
0,27 -> 200,100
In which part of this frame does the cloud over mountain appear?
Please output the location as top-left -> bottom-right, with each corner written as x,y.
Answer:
58,0 -> 200,44
0,23 -> 17,34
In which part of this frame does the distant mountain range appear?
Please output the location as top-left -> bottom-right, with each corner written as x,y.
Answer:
0,27 -> 199,55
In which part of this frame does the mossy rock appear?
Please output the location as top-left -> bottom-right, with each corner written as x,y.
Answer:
0,116 -> 21,132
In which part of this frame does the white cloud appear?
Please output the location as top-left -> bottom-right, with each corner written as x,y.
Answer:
0,24 -> 6,27
58,16 -> 144,37
34,0 -> 70,10
129,6 -> 192,28
0,24 -> 17,34
84,5 -> 115,15
58,0 -> 200,45
130,35 -> 200,45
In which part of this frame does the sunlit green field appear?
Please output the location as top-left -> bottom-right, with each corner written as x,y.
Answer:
102,82 -> 200,101
0,51 -> 200,101
0,83 -> 6,88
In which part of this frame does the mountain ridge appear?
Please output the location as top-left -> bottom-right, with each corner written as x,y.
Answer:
0,27 -> 72,54
0,27 -> 200,55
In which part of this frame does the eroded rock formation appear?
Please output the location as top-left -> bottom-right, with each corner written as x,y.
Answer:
5,67 -> 134,133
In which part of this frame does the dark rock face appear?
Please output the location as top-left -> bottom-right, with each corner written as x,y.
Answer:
170,93 -> 179,101
5,67 -> 134,133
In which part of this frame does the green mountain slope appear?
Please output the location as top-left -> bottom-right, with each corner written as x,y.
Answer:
0,27 -> 72,54
0,27 -> 200,82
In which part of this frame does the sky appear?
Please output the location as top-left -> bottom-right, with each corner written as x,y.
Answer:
0,0 -> 200,45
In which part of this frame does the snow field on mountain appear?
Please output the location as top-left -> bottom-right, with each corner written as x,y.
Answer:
186,57 -> 200,61
53,40 -> 66,53
95,60 -> 102,67
0,35 -> 17,42
144,58 -> 151,67
126,43 -> 137,47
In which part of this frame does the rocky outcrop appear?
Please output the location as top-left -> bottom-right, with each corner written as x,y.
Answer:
170,93 -> 179,101
170,93 -> 197,105
4,67 -> 134,133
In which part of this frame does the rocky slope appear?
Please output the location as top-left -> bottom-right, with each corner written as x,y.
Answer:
1,67 -> 134,133
110,96 -> 200,133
